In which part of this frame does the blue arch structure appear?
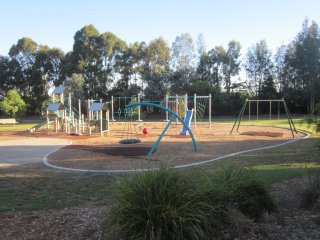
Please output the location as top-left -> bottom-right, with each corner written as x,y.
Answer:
125,102 -> 199,158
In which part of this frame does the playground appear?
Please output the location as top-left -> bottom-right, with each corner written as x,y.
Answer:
1,86 -> 318,239
45,123 -> 306,172
0,119 -> 317,239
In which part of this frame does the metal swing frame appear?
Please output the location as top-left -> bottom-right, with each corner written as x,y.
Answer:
230,98 -> 298,138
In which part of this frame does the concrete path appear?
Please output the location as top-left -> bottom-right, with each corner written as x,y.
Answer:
0,138 -> 70,167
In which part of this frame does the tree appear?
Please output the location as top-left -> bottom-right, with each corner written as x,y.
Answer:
0,89 -> 26,117
0,56 -> 11,98
196,45 -> 226,88
244,40 -> 273,97
72,24 -> 101,99
170,33 -> 196,89
143,37 -> 171,99
115,41 -> 146,95
196,33 -> 207,57
260,74 -> 279,99
97,31 -> 126,98
276,20 -> 320,113
292,20 -> 320,113
31,45 -> 65,113
63,73 -> 85,105
223,40 -> 241,93
8,37 -> 38,112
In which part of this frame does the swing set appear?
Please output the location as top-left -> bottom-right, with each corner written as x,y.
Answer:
230,98 -> 298,137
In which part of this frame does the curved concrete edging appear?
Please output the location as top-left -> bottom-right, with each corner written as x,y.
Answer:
43,129 -> 311,174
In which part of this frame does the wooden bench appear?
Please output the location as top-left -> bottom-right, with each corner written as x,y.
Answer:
0,118 -> 18,125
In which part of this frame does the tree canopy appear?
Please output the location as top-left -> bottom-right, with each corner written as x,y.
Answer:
0,19 -> 320,115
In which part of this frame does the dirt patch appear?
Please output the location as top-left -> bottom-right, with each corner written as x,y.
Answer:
0,206 -> 105,240
46,123 -> 306,171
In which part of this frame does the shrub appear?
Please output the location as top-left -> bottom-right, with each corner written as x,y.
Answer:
106,164 -> 277,239
107,166 -> 218,240
0,89 -> 26,118
200,164 -> 277,219
301,170 -> 320,209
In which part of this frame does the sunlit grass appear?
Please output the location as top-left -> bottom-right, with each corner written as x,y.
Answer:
252,163 -> 320,184
0,123 -> 38,131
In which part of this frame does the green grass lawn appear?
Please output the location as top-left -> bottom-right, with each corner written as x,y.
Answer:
0,123 -> 39,131
0,118 -> 319,213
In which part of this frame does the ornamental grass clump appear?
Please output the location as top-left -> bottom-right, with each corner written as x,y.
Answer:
200,164 -> 277,219
301,170 -> 320,209
108,166 -> 220,240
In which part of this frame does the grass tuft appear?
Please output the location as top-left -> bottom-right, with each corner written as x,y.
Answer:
301,169 -> 320,209
200,164 -> 277,219
106,165 -> 218,240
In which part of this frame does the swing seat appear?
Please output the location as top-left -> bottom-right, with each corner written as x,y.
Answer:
119,139 -> 141,144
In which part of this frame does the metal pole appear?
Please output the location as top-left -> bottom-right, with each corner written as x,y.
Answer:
269,101 -> 272,121
230,99 -> 247,134
165,94 -> 169,121
209,94 -> 212,128
100,110 -> 103,136
111,96 -> 115,122
194,93 -> 197,130
137,93 -> 142,122
236,99 -> 247,132
68,93 -> 72,134
184,93 -> 188,112
175,94 -> 179,125
283,99 -> 297,135
256,101 -> 259,121
148,116 -> 174,158
249,101 -> 251,122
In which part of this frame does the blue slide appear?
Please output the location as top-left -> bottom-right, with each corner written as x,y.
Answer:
180,109 -> 194,135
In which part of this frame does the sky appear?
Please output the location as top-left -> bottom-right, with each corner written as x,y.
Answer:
1,0 -> 320,56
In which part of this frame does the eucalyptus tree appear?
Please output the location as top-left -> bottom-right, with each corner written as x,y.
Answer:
196,45 -> 226,88
143,37 -> 171,99
63,73 -> 85,105
114,41 -> 146,95
244,40 -> 273,97
0,56 -> 11,98
72,24 -> 101,99
277,20 -> 320,113
196,33 -> 207,57
170,33 -> 196,92
274,44 -> 287,93
291,20 -> 320,113
97,31 -> 126,98
223,40 -> 241,93
31,45 -> 65,113
8,37 -> 37,101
